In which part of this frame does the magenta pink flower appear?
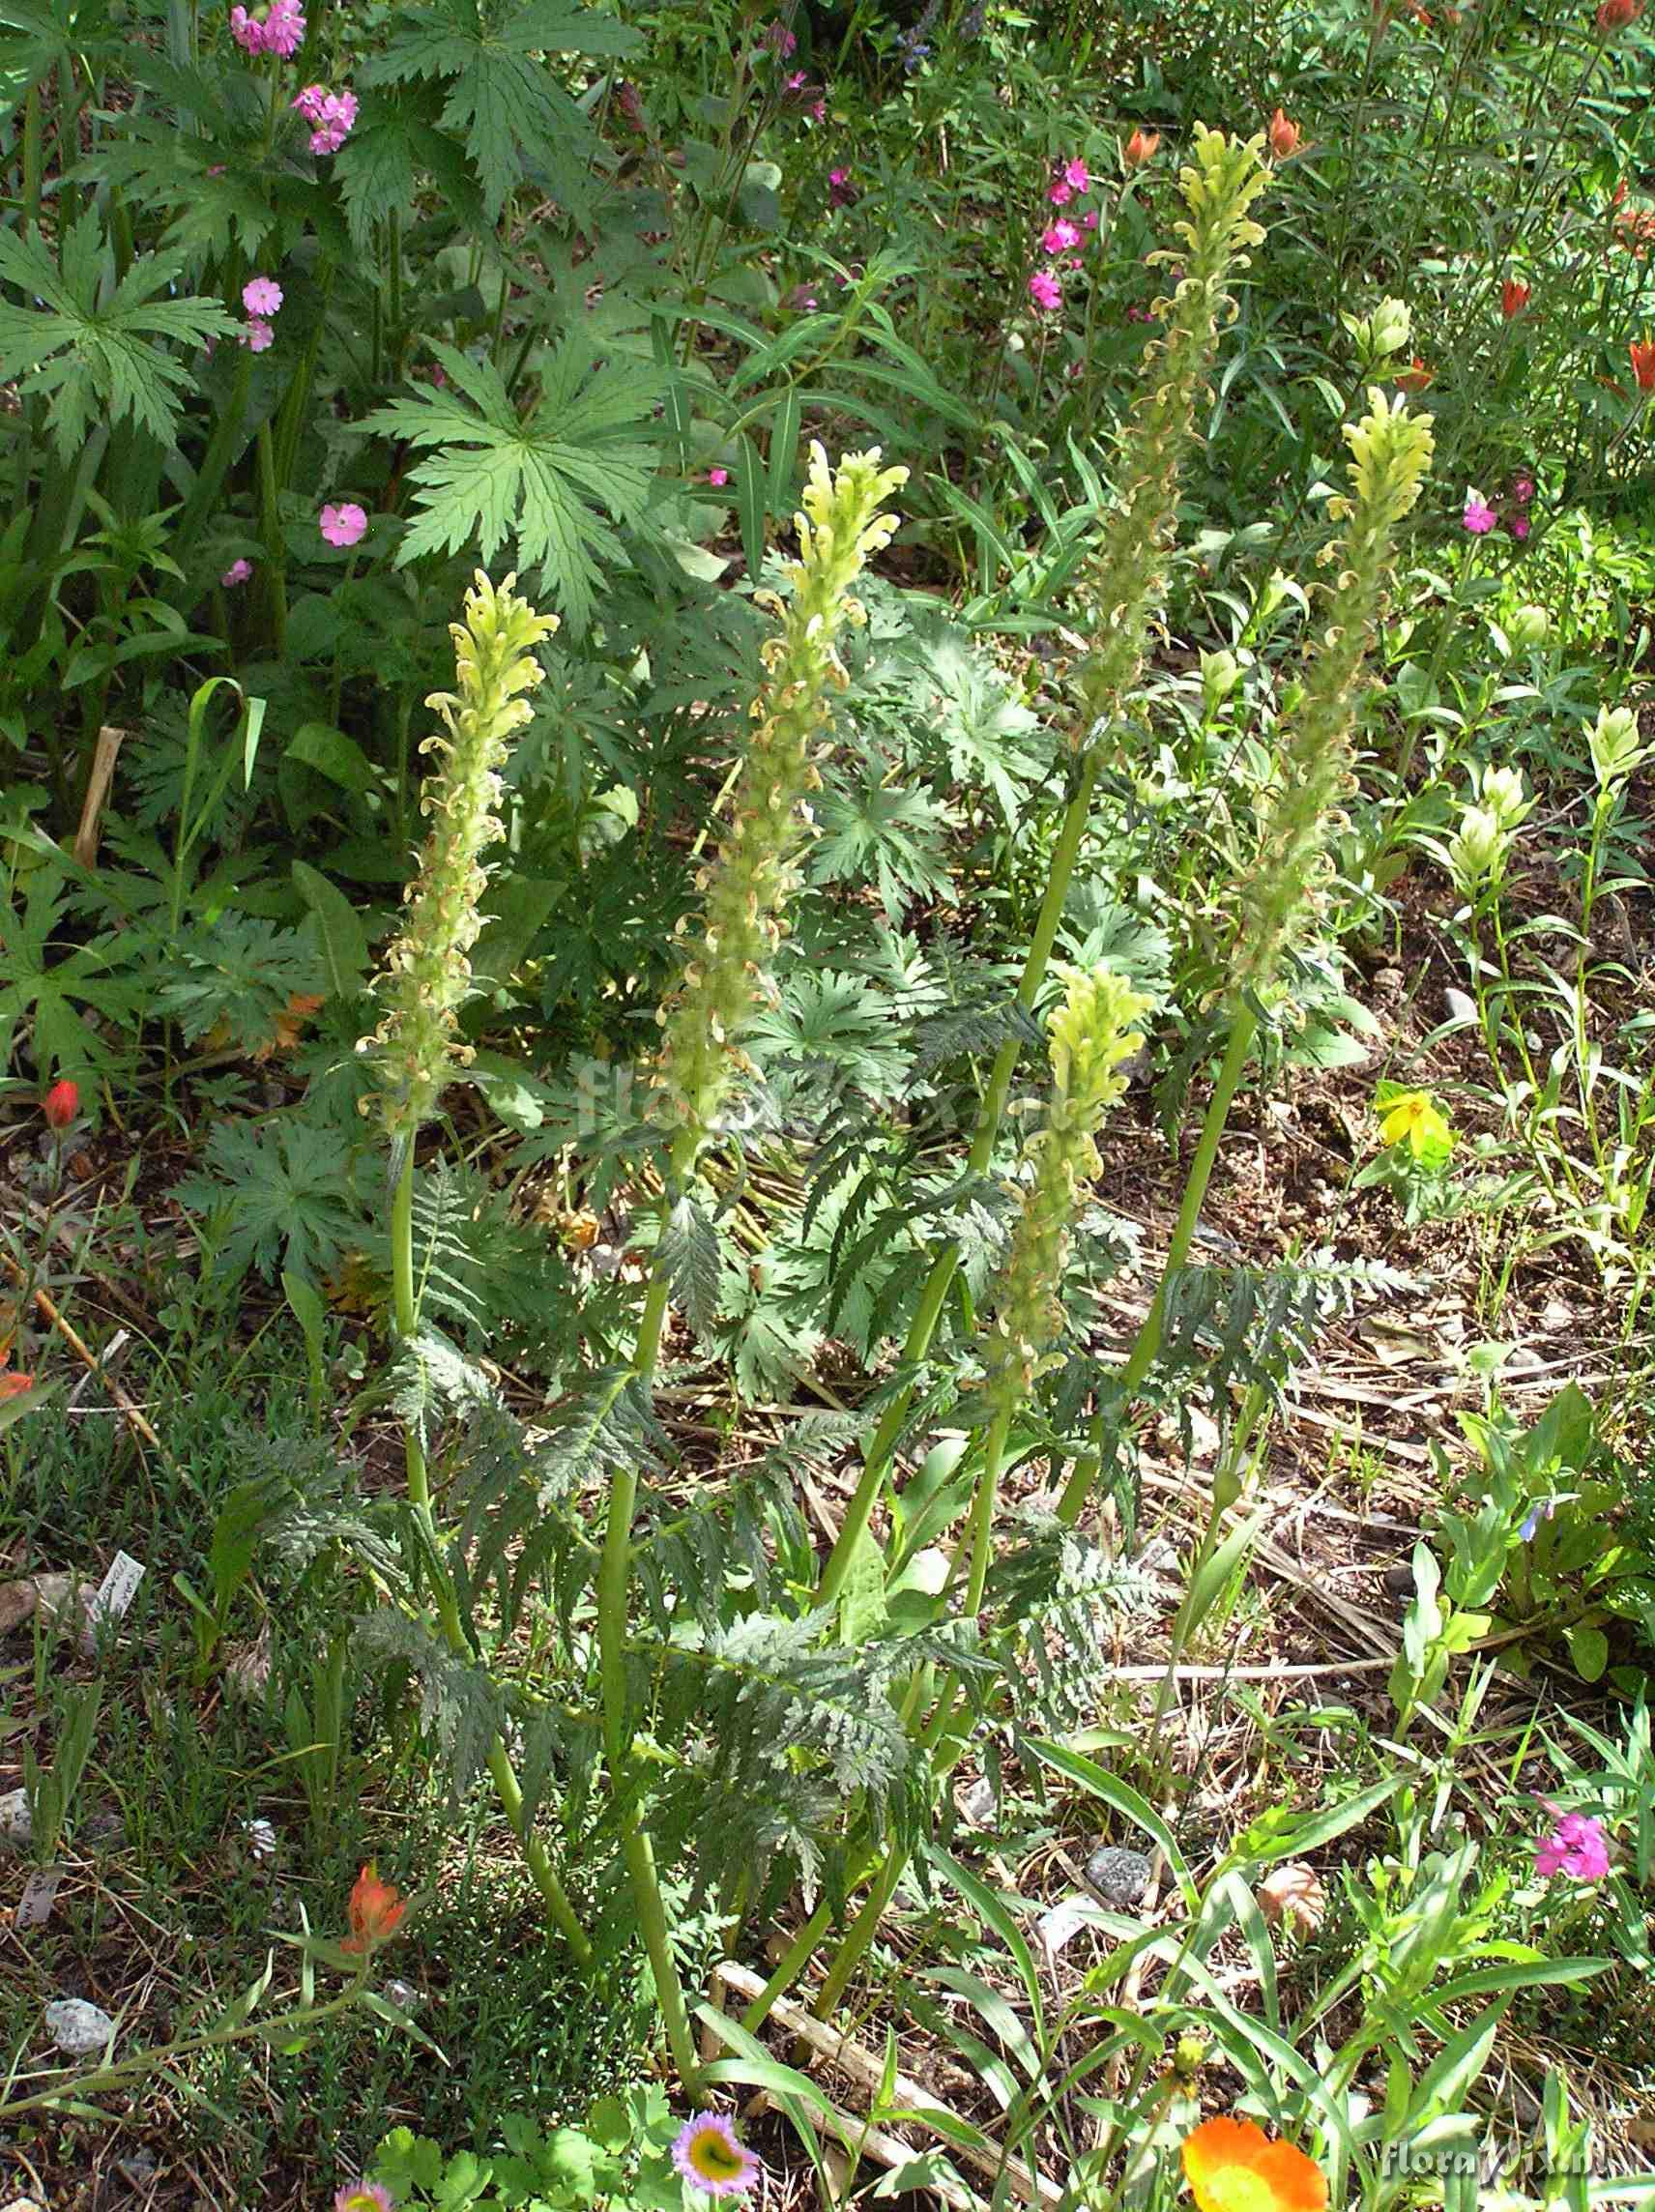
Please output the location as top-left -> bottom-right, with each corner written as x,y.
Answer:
230,0 -> 304,54
1508,514 -> 1530,540
1081,209 -> 1099,229
1511,469 -> 1535,506
221,558 -> 253,587
319,501 -> 367,548
1463,489 -> 1497,535
243,276 -> 282,316
828,165 -> 855,207
1047,176 -> 1073,206
334,2186 -> 395,2212
240,318 -> 275,352
808,96 -> 826,121
1061,156 -> 1090,193
1041,218 -> 1081,254
708,466 -> 729,487
1028,269 -> 1062,311
293,82 -> 357,154
1536,1811 -> 1610,1881
763,18 -> 797,52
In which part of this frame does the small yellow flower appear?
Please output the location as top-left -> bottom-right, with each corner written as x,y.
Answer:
1378,1090 -> 1452,1160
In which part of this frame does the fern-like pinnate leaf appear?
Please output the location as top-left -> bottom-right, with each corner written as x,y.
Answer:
359,0 -> 641,219
0,213 -> 236,459
361,339 -> 658,635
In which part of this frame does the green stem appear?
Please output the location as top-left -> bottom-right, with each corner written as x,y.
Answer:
391,1148 -> 594,1966
595,1131 -> 702,2093
814,746 -> 1104,1610
255,421 -> 286,656
1058,1002 -> 1259,1525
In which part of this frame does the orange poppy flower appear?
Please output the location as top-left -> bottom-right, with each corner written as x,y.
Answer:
343,1864 -> 407,1952
1182,2116 -> 1327,2212
1632,336 -> 1655,392
1123,128 -> 1161,169
1501,277 -> 1530,318
0,1373 -> 35,1403
1394,356 -> 1436,392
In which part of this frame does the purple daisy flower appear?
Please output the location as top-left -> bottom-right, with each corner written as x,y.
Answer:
672,2112 -> 761,2198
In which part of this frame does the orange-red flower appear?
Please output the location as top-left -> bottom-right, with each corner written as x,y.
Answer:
343,1864 -> 406,1953
1394,356 -> 1436,392
43,1079 -> 78,1131
1596,0 -> 1642,29
1632,336 -> 1655,392
1266,109 -> 1304,159
1501,277 -> 1530,318
1122,128 -> 1161,168
0,1373 -> 35,1403
1182,2117 -> 1328,2212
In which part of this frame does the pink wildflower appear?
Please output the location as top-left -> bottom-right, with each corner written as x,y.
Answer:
293,83 -> 356,154
1511,469 -> 1536,506
808,96 -> 825,121
763,18 -> 797,52
1536,1812 -> 1610,1881
672,2114 -> 760,2199
243,276 -> 283,316
1463,488 -> 1497,534
221,558 -> 253,587
708,466 -> 729,487
1028,268 -> 1062,311
319,501 -> 367,548
784,67 -> 807,88
1061,157 -> 1090,193
334,2186 -> 395,2212
828,165 -> 856,207
1081,209 -> 1099,229
1041,218 -> 1081,254
240,318 -> 275,352
1507,513 -> 1530,540
231,0 -> 304,54
1047,172 -> 1073,206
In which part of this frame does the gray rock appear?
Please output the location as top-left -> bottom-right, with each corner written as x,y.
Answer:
1085,1844 -> 1152,1908
44,1997 -> 115,2056
0,1790 -> 32,1850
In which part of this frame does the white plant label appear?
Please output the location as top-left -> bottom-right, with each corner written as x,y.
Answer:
15,1865 -> 62,1931
87,1552 -> 145,1631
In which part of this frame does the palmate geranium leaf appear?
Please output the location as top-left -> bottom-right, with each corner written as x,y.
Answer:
358,0 -> 641,219
334,85 -> 485,252
0,212 -> 237,459
361,337 -> 659,635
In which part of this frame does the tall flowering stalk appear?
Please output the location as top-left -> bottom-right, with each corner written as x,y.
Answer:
648,442 -> 909,1165
1058,389 -> 1436,1525
817,125 -> 1272,1613
597,447 -> 906,2092
802,967 -> 1151,2024
364,572 -> 593,1966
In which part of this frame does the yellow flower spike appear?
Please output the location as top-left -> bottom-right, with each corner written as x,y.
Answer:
365,571 -> 559,1141
652,447 -> 907,1159
982,965 -> 1152,1406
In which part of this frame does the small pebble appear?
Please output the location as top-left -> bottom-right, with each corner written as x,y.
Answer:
1084,1844 -> 1152,1908
1382,1561 -> 1417,1600
44,1998 -> 116,2057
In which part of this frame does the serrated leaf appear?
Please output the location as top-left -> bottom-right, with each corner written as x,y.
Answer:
360,338 -> 658,635
657,1194 -> 722,1337
359,0 -> 640,218
0,211 -> 236,459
